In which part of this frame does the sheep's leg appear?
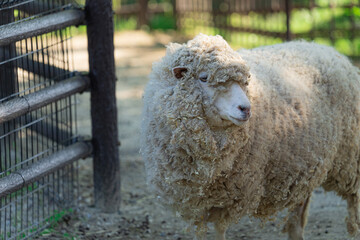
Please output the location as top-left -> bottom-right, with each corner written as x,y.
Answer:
214,222 -> 227,240
282,196 -> 311,240
194,234 -> 206,240
194,213 -> 209,240
194,229 -> 207,240
345,193 -> 360,236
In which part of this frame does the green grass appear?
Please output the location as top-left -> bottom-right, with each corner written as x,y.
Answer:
38,208 -> 77,239
0,203 -> 75,239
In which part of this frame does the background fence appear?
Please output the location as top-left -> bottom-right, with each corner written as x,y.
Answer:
0,1 -> 92,238
115,0 -> 360,62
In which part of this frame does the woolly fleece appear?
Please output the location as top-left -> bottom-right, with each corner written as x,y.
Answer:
140,34 -> 360,236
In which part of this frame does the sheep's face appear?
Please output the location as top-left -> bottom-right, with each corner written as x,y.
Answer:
172,66 -> 251,126
199,76 -> 251,126
168,34 -> 251,127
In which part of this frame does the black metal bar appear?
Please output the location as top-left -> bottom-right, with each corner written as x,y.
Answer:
209,25 -> 288,39
15,1 -> 61,16
0,7 -> 17,99
86,0 -> 121,212
30,113 -> 74,146
0,9 -> 85,46
294,29 -> 360,39
175,1 -> 358,14
0,141 -> 92,198
0,75 -> 90,124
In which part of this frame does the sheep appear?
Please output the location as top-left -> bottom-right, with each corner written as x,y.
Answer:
140,33 -> 360,240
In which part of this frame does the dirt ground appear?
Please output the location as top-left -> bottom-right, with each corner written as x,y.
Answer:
39,31 -> 358,240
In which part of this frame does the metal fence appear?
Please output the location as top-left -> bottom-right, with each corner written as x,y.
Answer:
0,1 -> 92,238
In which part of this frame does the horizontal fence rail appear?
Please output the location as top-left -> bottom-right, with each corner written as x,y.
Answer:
0,9 -> 85,46
0,141 -> 93,198
0,74 -> 90,124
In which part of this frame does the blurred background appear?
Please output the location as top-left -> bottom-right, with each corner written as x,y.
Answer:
95,0 -> 359,61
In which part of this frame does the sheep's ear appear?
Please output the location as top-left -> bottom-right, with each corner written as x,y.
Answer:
173,67 -> 188,79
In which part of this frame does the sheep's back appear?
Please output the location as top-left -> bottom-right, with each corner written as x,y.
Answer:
238,41 -> 360,216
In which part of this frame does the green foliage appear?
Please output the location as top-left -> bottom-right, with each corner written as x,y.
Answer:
71,25 -> 87,35
0,208 -> 74,240
149,14 -> 176,30
291,9 -> 313,33
38,208 -> 77,239
115,17 -> 138,31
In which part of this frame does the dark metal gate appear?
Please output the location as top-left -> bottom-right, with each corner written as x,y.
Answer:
0,0 -> 120,238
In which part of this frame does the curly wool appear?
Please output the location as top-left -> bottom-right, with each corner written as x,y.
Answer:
141,34 -> 360,234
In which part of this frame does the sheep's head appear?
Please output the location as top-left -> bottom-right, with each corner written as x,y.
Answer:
167,34 -> 251,127
148,34 -> 251,177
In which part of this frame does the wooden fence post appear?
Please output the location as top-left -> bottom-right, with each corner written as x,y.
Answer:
285,0 -> 292,41
138,0 -> 149,28
172,0 -> 177,30
85,0 -> 121,212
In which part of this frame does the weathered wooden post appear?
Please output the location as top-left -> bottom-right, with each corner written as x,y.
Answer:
85,0 -> 121,212
138,0 -> 149,29
172,0 -> 177,30
285,0 -> 292,41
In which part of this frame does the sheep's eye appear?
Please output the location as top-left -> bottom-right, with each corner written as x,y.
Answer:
199,72 -> 208,82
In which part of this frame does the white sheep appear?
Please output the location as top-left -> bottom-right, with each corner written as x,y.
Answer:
140,34 -> 360,240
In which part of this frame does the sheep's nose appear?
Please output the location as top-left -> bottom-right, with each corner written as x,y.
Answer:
238,105 -> 251,117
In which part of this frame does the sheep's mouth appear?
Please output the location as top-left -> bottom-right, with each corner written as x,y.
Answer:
228,115 -> 250,126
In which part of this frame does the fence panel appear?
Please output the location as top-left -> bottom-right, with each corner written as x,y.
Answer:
176,0 -> 360,62
0,1 -> 91,239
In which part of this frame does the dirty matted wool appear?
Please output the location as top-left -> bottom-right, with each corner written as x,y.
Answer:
140,34 -> 360,235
